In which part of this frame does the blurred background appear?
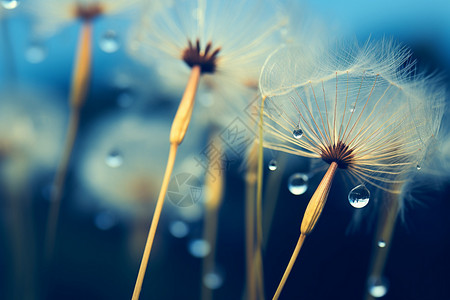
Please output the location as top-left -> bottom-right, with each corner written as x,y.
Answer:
0,0 -> 449,299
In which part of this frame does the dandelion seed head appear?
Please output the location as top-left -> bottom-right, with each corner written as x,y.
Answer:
77,111 -> 205,216
260,40 -> 445,194
128,0 -> 288,127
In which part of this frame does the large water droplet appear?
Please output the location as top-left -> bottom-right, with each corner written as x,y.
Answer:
292,126 -> 303,139
94,211 -> 117,230
99,30 -> 119,53
368,276 -> 389,298
416,164 -> 421,170
188,239 -> 211,258
268,159 -> 277,171
1,0 -> 19,9
105,150 -> 123,168
348,184 -> 370,208
169,221 -> 189,238
377,240 -> 386,248
25,43 -> 46,63
203,271 -> 224,290
288,173 -> 309,195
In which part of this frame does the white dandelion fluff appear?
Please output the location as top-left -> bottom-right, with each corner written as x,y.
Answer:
260,40 -> 444,195
128,0 -> 288,126
260,39 -> 445,299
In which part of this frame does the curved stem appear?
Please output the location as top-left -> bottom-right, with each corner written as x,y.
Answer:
44,21 -> 92,261
272,234 -> 306,300
132,65 -> 201,300
272,162 -> 338,299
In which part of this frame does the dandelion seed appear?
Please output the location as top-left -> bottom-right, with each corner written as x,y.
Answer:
128,1 -> 288,298
260,40 -> 444,299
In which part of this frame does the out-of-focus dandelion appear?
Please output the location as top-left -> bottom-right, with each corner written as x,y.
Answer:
0,85 -> 66,300
25,0 -> 142,260
76,111 -> 203,258
127,1 -> 287,298
258,40 -> 445,299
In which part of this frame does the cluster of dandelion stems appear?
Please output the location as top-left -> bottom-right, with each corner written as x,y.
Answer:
132,39 -> 221,299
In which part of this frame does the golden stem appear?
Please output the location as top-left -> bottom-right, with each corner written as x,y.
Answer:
132,65 -> 201,300
255,96 -> 266,300
170,65 -> 201,145
45,21 -> 92,261
272,234 -> 306,300
273,162 -> 338,300
245,140 -> 258,300
364,186 -> 400,300
201,136 -> 225,300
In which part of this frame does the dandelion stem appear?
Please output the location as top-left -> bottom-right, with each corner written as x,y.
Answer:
1,18 -> 17,80
273,162 -> 338,300
245,141 -> 258,300
255,96 -> 266,300
45,21 -> 92,261
201,136 -> 224,300
272,233 -> 306,300
364,187 -> 400,300
132,65 -> 201,300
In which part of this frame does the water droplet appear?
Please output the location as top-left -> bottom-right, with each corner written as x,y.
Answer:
292,126 -> 303,139
416,164 -> 421,170
377,240 -> 386,248
1,0 -> 19,9
288,173 -> 309,195
348,184 -> 370,208
188,239 -> 211,258
94,211 -> 117,230
25,43 -> 46,63
99,30 -> 119,53
350,102 -> 356,113
203,271 -> 224,289
116,92 -> 134,108
368,276 -> 389,298
105,150 -> 123,168
169,221 -> 189,238
268,159 -> 277,171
